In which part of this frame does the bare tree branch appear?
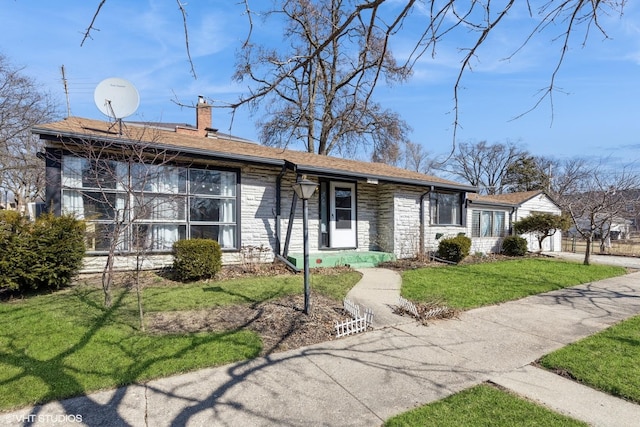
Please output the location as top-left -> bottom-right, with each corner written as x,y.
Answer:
80,1 -> 627,154
176,0 -> 197,79
81,0 -> 107,47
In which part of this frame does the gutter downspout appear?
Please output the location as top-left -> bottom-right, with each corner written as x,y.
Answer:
275,164 -> 288,256
419,186 -> 434,257
274,162 -> 302,272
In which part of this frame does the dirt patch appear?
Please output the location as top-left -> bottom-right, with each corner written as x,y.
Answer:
148,291 -> 350,355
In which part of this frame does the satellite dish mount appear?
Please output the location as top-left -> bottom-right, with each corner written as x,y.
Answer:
94,77 -> 140,134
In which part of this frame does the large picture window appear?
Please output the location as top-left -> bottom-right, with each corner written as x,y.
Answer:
471,210 -> 506,237
430,192 -> 462,225
61,155 -> 239,252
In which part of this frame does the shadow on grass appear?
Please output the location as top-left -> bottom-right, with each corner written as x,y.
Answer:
0,287 -> 262,425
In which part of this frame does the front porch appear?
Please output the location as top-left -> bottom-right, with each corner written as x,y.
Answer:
286,250 -> 395,269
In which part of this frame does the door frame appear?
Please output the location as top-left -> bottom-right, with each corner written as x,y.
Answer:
320,180 -> 357,249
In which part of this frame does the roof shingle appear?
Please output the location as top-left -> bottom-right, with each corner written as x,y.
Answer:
34,116 -> 476,191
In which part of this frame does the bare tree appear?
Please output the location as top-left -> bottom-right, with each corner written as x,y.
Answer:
371,139 -> 436,175
234,0 -> 411,157
83,1 -> 625,147
549,157 -> 592,197
403,141 -> 434,175
556,162 -> 639,265
437,140 -> 525,194
0,54 -> 58,211
57,122 -> 183,328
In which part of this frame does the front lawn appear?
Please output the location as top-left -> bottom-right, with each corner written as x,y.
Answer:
384,383 -> 586,426
0,270 -> 361,411
401,258 -> 626,309
539,314 -> 640,403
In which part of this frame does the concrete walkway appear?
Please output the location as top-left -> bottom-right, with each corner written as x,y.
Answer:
2,265 -> 640,426
346,268 -> 409,328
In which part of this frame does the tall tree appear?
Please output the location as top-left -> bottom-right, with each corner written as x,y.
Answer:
503,155 -> 553,193
0,54 -> 58,211
84,2 -> 626,150
234,0 -> 411,157
439,141 -> 525,194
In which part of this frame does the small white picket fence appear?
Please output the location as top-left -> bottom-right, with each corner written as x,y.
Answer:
335,299 -> 374,338
397,296 -> 419,318
343,298 -> 361,318
397,296 -> 451,321
423,306 -> 450,319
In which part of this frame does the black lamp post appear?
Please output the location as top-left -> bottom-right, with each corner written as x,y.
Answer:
292,178 -> 317,315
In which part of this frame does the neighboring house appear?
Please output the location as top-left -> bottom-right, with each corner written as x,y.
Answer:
467,190 -> 563,253
33,102 -> 478,268
569,215 -> 632,243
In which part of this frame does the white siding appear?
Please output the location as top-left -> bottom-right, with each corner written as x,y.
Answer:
514,194 -> 562,252
467,207 -> 511,255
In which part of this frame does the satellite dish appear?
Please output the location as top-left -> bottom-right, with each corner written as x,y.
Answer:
94,77 -> 139,119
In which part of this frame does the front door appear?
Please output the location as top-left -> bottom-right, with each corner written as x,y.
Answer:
329,182 -> 356,248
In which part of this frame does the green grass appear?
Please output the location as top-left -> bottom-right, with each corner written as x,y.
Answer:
142,271 -> 360,312
0,270 -> 361,411
384,384 -> 586,426
401,258 -> 626,309
539,315 -> 640,403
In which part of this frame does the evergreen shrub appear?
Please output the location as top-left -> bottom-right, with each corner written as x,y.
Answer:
502,235 -> 528,256
0,211 -> 29,290
437,234 -> 472,263
173,239 -> 222,281
0,212 -> 85,291
30,214 -> 86,290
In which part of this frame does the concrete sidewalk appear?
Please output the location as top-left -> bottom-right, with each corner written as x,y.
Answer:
2,269 -> 640,426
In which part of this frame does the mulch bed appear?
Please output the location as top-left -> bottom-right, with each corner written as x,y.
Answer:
147,291 -> 349,355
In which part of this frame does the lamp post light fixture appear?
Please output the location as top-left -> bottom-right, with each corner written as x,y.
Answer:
292,178 -> 318,315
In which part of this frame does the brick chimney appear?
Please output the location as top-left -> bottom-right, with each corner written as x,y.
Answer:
196,95 -> 212,136
177,96 -> 213,136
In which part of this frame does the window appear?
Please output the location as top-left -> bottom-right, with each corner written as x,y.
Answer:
188,169 -> 237,249
430,192 -> 462,225
61,155 -> 239,252
472,210 -> 506,237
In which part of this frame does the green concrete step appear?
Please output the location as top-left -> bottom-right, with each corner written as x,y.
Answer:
286,251 -> 395,269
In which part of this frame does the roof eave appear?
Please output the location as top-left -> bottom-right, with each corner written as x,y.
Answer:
33,125 -> 477,192
294,164 -> 477,192
34,127 -> 284,167
467,199 -> 516,208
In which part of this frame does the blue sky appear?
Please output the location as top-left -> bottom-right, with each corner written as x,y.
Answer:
2,1 -> 639,170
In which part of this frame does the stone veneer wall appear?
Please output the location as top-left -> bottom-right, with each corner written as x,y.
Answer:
356,182 -> 380,251
375,184 -> 471,258
391,185 -> 423,258
225,164 -> 280,264
376,183 -> 395,255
